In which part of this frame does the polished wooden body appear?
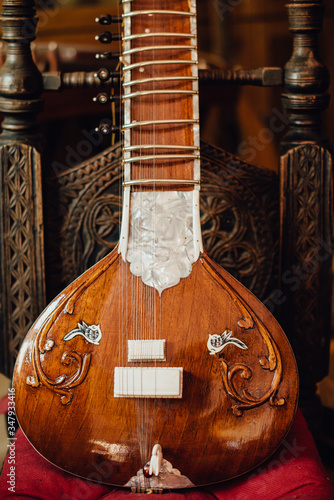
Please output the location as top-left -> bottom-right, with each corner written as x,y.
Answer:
13,0 -> 298,488
13,248 -> 298,487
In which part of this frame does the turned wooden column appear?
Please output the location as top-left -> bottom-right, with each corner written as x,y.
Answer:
0,0 -> 45,376
279,0 -> 332,426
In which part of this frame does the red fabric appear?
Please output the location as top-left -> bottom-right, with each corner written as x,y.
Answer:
0,409 -> 333,499
0,396 -> 9,415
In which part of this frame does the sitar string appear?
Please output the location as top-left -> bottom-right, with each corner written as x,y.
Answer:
137,0 -> 148,468
118,0 -> 123,393
122,0 -> 197,472
149,0 -> 157,461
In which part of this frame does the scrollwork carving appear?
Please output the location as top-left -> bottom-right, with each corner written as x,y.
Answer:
27,340 -> 92,406
202,256 -> 285,416
45,141 -> 278,305
280,144 -> 332,385
45,146 -> 122,295
199,144 -> 279,301
0,143 -> 45,375
25,250 -> 118,404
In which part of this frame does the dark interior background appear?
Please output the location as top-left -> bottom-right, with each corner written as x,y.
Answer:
0,0 -> 330,175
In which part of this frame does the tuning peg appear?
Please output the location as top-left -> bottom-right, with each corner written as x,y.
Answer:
93,93 -> 109,104
95,15 -> 122,25
95,122 -> 119,135
94,68 -> 110,81
93,93 -> 120,105
93,68 -> 121,88
95,51 -> 121,60
94,67 -> 119,82
95,31 -> 122,44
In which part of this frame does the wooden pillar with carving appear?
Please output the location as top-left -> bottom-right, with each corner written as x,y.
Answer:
279,0 -> 332,426
0,0 -> 45,377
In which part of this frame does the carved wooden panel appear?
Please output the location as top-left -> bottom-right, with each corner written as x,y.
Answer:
0,0 -> 46,377
0,143 -> 45,375
44,141 -> 279,308
200,142 -> 279,302
280,144 -> 332,386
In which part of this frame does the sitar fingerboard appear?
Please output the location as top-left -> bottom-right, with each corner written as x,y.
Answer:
122,0 -> 200,187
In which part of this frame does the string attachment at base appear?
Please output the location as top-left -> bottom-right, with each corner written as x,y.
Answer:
125,443 -> 195,490
130,486 -> 163,494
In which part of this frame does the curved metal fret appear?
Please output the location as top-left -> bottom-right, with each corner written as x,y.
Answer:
123,179 -> 200,187
123,145 -> 199,151
123,32 -> 196,41
122,119 -> 198,130
123,76 -> 197,87
123,10 -> 195,18
123,90 -> 196,99
123,60 -> 197,71
122,154 -> 200,163
123,45 -> 195,56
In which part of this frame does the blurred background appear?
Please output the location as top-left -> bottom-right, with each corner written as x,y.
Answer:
0,0 -> 332,171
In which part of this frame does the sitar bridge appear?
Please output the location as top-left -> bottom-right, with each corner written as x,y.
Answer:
114,367 -> 183,398
127,339 -> 166,362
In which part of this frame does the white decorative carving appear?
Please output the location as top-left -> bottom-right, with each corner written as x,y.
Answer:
63,322 -> 102,345
207,330 -> 248,355
121,190 -> 202,294
149,444 -> 163,477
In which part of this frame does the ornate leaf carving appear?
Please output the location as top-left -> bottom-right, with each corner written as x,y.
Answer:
25,251 -> 118,404
0,143 -> 45,374
202,256 -> 285,416
280,144 -> 333,384
45,142 -> 279,305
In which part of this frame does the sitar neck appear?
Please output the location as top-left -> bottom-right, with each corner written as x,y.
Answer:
119,0 -> 203,293
122,0 -> 200,188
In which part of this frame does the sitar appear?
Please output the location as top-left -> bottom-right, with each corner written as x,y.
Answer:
13,0 -> 298,492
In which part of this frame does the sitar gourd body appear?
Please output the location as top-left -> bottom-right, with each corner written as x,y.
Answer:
13,0 -> 298,491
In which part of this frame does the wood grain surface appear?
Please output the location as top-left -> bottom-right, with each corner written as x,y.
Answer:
13,249 -> 298,486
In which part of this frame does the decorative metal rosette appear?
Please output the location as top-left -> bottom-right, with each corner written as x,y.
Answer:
207,330 -> 248,355
63,321 -> 102,345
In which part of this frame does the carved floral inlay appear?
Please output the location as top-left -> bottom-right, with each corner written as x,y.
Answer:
125,191 -> 202,295
25,251 -> 117,404
201,256 -> 285,416
207,330 -> 248,355
63,321 -> 102,345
